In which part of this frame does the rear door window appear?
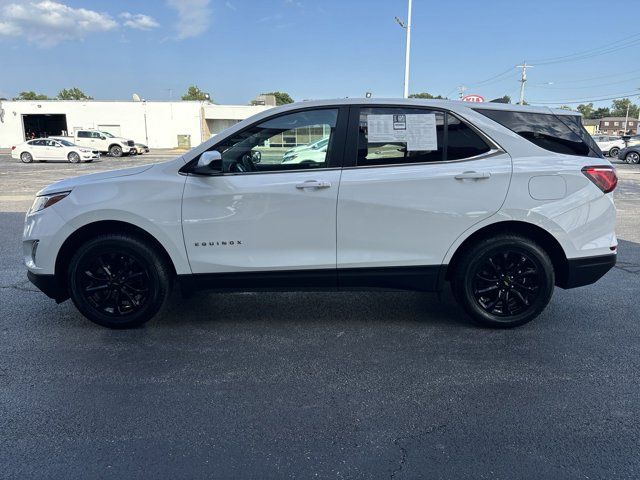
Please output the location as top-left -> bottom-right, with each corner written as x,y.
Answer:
354,107 -> 491,166
475,109 -> 601,158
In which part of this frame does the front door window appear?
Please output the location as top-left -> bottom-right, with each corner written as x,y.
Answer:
210,109 -> 338,173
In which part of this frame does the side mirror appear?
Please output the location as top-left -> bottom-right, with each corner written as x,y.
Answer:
195,150 -> 223,173
100,136 -> 106,140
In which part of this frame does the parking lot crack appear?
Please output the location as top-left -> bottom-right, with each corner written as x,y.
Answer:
614,261 -> 640,275
0,279 -> 39,293
390,424 -> 447,479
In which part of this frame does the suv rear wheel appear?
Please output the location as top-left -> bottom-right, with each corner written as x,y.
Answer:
609,147 -> 620,158
67,234 -> 172,328
452,234 -> 555,328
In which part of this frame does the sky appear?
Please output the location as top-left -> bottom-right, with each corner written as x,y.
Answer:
0,0 -> 639,107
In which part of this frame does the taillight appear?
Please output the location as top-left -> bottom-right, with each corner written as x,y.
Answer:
582,166 -> 617,193
11,146 -> 16,150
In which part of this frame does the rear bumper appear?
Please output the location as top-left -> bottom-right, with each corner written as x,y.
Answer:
27,272 -> 68,303
559,254 -> 616,289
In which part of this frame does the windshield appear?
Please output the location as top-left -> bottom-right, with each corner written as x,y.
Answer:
102,132 -> 115,138
58,139 -> 75,146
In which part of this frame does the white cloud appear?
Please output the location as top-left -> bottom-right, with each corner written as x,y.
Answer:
166,0 -> 211,39
0,1 -> 117,46
120,12 -> 160,30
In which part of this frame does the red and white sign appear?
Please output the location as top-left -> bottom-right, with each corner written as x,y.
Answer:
461,94 -> 485,103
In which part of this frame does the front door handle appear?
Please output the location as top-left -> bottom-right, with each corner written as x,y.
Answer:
454,171 -> 491,180
295,180 -> 331,189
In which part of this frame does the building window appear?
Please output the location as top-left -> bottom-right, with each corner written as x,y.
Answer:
604,122 -> 609,126
614,122 -> 619,126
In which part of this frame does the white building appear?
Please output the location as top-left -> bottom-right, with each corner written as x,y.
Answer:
0,99 -> 273,149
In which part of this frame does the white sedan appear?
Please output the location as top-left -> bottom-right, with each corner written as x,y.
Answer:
11,138 -> 99,163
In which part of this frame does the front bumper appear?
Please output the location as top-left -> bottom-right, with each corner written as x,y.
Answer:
27,271 -> 68,303
558,254 -> 616,289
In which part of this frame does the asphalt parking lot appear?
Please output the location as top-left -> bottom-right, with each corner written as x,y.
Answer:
1,152 -> 639,479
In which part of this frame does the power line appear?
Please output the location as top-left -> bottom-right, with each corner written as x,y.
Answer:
529,91 -> 640,105
530,32 -> 640,65
542,67 -> 640,85
530,75 -> 640,90
468,67 -> 514,87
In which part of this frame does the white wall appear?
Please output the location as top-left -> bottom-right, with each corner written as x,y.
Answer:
0,100 -> 272,149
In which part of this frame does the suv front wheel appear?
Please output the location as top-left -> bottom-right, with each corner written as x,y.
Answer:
67,234 -> 172,328
452,234 -> 555,328
109,145 -> 123,157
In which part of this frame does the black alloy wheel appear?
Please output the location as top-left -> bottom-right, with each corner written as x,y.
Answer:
68,234 -> 171,328
452,234 -> 555,328
472,250 -> 542,317
609,147 -> 619,158
77,251 -> 150,316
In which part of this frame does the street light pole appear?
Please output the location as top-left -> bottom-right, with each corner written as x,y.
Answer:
395,0 -> 413,98
403,0 -> 412,99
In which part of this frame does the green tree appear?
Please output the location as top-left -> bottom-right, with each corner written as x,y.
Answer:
577,103 -> 594,118
489,95 -> 511,104
13,91 -> 49,100
592,107 -> 611,119
611,98 -> 639,119
57,88 -> 93,100
408,92 -> 444,99
262,91 -> 294,105
181,85 -> 210,101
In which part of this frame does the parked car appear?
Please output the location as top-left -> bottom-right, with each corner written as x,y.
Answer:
51,130 -> 134,157
23,99 -> 617,329
135,143 -> 149,154
11,138 -> 99,163
592,135 -> 625,158
617,145 -> 640,164
282,136 -> 329,162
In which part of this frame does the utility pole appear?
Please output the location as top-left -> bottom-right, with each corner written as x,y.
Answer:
516,62 -> 533,105
395,0 -> 413,98
458,85 -> 467,99
624,101 -> 630,134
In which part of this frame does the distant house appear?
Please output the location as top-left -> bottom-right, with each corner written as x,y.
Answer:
582,118 -> 600,135
592,117 -> 638,136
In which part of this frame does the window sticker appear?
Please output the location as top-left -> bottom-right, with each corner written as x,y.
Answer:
367,114 -> 437,151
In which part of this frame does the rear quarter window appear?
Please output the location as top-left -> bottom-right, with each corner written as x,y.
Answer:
474,109 -> 602,158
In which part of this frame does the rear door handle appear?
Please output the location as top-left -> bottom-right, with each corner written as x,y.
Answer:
295,180 -> 331,189
454,171 -> 491,180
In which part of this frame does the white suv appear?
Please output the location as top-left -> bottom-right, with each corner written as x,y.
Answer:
23,99 -> 617,329
592,135 -> 625,158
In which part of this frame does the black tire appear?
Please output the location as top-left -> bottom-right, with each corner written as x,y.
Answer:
67,234 -> 172,328
609,147 -> 620,158
68,151 -> 81,163
451,234 -> 555,328
109,145 -> 123,157
20,152 -> 33,163
626,151 -> 640,164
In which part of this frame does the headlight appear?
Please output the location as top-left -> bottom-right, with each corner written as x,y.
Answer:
29,191 -> 70,214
